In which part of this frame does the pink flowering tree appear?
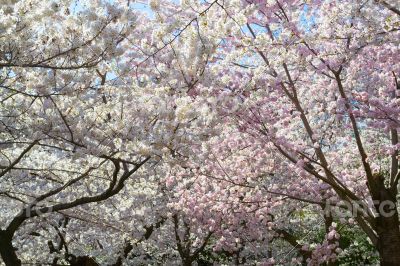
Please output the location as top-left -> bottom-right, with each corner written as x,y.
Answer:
159,0 -> 400,264
150,0 -> 400,264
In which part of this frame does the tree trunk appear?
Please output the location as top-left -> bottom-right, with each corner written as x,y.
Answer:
181,258 -> 192,266
0,230 -> 21,266
368,174 -> 400,266
376,212 -> 400,266
69,256 -> 98,266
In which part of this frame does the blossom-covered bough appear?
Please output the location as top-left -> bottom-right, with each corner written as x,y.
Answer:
1,0 -> 399,265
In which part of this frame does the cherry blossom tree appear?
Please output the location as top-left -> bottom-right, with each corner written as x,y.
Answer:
158,0 -> 399,264
149,0 -> 400,264
0,0 -> 217,264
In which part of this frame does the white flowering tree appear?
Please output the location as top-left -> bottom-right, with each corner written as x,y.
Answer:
0,0 -> 218,265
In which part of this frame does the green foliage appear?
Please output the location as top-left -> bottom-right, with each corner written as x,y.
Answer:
336,226 -> 379,265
